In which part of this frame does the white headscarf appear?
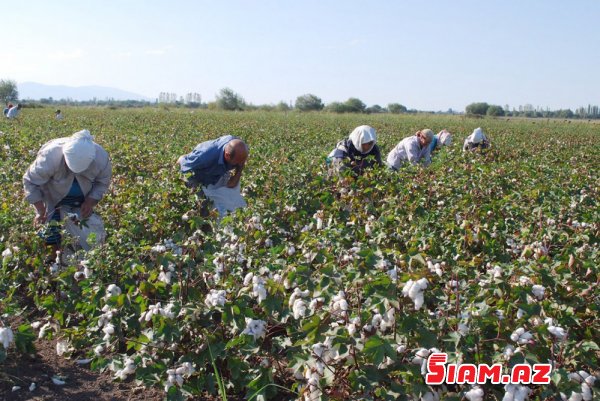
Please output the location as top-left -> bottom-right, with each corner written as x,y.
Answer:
63,129 -> 96,173
471,127 -> 485,144
349,125 -> 377,154
438,130 -> 453,146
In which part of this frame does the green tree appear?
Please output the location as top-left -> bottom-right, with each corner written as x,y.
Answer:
0,79 -> 19,103
216,88 -> 246,111
365,104 -> 385,114
465,102 -> 490,115
325,102 -> 351,113
387,103 -> 407,114
275,101 -> 291,112
486,105 -> 505,117
344,97 -> 366,113
295,94 -> 323,111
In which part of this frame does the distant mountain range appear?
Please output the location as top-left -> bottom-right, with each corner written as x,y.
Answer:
18,82 -> 153,101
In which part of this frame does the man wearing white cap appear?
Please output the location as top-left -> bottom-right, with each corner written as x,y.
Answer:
463,127 -> 490,151
327,125 -> 382,175
23,130 -> 112,249
386,129 -> 434,169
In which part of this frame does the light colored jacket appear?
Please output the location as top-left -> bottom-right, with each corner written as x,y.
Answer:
386,135 -> 432,169
6,107 -> 20,119
23,138 -> 112,213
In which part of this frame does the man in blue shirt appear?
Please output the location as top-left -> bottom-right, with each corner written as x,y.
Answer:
178,135 -> 249,217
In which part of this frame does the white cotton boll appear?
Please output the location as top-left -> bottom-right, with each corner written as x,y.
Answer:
0,327 -> 15,349
158,271 -> 172,284
94,344 -> 104,355
365,222 -> 373,236
316,217 -> 323,230
29,383 -> 36,392
371,314 -> 383,328
243,272 -> 254,286
465,386 -> 484,401
396,344 -> 406,353
517,309 -> 525,319
387,267 -> 398,282
458,323 -> 469,336
532,285 -> 545,300
548,326 -> 567,341
1,248 -> 12,259
11,386 -> 20,392
504,345 -> 515,359
106,284 -> 121,297
38,322 -> 52,339
103,323 -> 115,336
510,328 -> 533,345
414,293 -> 425,310
151,244 -> 167,253
287,245 -> 296,256
56,340 -> 69,356
293,299 -> 307,319
73,271 -> 86,281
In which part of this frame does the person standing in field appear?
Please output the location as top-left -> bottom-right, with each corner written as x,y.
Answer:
386,129 -> 434,169
429,129 -> 453,154
55,109 -> 64,120
463,127 -> 490,151
327,125 -> 382,175
23,129 -> 112,251
177,135 -> 249,217
6,103 -> 22,119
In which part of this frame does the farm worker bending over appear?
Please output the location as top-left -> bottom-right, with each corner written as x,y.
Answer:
23,129 -> 112,251
6,103 -> 22,119
429,129 -> 453,154
327,125 -> 382,175
463,127 -> 490,151
55,109 -> 64,120
386,129 -> 434,170
3,103 -> 13,117
178,135 -> 249,217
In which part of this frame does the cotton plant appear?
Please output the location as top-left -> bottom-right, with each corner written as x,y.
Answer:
303,368 -> 322,401
411,347 -> 441,375
0,327 -> 14,349
164,362 -> 195,392
139,302 -> 176,322
465,386 -> 484,401
545,318 -> 567,341
204,289 -> 226,308
289,287 -> 310,319
426,259 -> 444,277
158,262 -> 175,284
402,278 -> 428,310
105,284 -> 122,298
330,290 -> 349,320
562,371 -> 597,401
242,318 -> 267,340
531,285 -> 545,300
311,337 -> 339,375
114,357 -> 136,380
510,327 -> 534,345
502,384 -> 531,401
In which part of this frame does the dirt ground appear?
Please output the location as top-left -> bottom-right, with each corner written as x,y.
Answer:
0,336 -> 165,401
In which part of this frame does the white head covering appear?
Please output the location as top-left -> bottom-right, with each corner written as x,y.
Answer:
438,130 -> 453,146
471,127 -> 484,144
349,125 -> 377,154
63,129 -> 96,173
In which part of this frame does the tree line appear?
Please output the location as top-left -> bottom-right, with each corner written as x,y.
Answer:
2,79 -> 598,118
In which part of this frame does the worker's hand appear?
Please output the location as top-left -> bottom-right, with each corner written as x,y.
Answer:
33,201 -> 46,227
81,197 -> 98,218
34,212 -> 47,227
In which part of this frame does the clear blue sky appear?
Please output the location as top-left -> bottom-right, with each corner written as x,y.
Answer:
2,0 -> 599,111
